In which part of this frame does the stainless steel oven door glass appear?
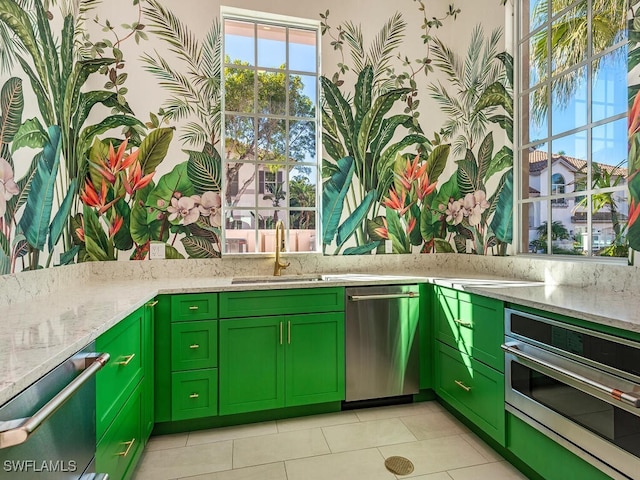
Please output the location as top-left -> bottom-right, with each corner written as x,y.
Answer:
0,343 -> 109,479
504,309 -> 640,480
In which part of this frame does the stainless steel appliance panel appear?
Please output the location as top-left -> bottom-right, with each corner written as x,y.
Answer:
504,308 -> 640,480
346,285 -> 420,402
0,344 -> 107,479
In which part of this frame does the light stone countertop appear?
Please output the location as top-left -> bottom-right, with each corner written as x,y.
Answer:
1,272 -> 639,405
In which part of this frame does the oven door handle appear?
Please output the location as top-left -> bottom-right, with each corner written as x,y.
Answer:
0,352 -> 110,449
502,342 -> 640,408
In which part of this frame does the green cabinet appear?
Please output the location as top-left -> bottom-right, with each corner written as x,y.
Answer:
96,303 -> 154,480
219,311 -> 345,415
433,286 -> 505,445
171,369 -> 218,421
96,308 -> 144,440
142,299 -> 156,442
155,293 -> 219,422
285,313 -> 345,406
507,413 -> 611,480
171,320 -> 218,371
171,293 -> 218,321
219,287 -> 344,317
96,384 -> 143,480
435,342 -> 505,444
434,286 -> 504,372
219,316 -> 284,414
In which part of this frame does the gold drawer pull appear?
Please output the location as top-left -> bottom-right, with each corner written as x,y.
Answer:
189,305 -> 199,311
117,354 -> 136,366
453,319 -> 472,328
117,438 -> 136,457
455,380 -> 472,392
189,344 -> 200,349
147,300 -> 159,307
189,393 -> 199,399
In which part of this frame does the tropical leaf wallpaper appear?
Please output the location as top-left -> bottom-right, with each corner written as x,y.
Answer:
0,0 -> 517,272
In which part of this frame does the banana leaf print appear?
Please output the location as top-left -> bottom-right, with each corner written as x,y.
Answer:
321,66 -> 431,252
0,0 -> 146,268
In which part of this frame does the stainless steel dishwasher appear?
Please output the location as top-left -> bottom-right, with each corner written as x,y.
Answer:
0,344 -> 110,479
345,284 -> 420,402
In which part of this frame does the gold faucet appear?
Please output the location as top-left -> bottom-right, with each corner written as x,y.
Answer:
273,220 -> 290,276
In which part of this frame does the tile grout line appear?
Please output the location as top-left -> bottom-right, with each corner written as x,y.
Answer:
455,433 -> 499,464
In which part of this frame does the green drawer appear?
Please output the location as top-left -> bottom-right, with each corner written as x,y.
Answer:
171,293 -> 218,321
171,369 -> 218,421
171,320 -> 218,371
96,385 -> 143,480
96,309 -> 144,440
435,341 -> 505,445
434,286 -> 504,372
219,287 -> 344,318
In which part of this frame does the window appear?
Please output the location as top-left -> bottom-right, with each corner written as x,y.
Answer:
221,8 -> 320,254
517,0 -> 628,258
550,173 -> 566,206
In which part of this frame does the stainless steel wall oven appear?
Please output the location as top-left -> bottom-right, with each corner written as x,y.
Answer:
503,308 -> 640,480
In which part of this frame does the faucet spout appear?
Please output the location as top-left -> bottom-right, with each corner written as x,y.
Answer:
273,220 -> 290,276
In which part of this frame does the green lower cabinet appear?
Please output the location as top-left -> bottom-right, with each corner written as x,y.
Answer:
96,385 -> 143,480
507,413 -> 611,480
171,369 -> 218,421
142,300 -> 155,442
219,316 -> 285,415
285,313 -> 345,406
219,312 -> 345,416
96,308 -> 144,440
435,342 -> 505,445
171,320 -> 218,371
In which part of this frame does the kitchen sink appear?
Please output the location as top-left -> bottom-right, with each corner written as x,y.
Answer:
230,273 -> 420,285
231,274 -> 325,285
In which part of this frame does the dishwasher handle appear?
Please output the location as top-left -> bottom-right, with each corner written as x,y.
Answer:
0,352 -> 110,449
349,292 -> 419,301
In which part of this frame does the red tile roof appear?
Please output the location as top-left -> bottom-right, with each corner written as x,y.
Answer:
524,150 -> 627,176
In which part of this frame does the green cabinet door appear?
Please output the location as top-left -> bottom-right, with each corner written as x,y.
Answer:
435,342 -> 505,445
96,307 -> 144,440
171,369 -> 218,421
219,316 -> 285,415
434,287 -> 504,372
285,312 -> 345,406
142,299 -> 156,442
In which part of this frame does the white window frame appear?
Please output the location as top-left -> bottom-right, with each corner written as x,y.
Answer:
220,7 -> 321,255
514,0 -> 628,260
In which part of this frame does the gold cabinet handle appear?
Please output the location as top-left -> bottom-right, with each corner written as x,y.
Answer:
455,380 -> 472,392
189,305 -> 199,311
453,319 -> 472,328
117,438 -> 136,457
146,300 -> 159,307
189,393 -> 199,399
189,344 -> 200,349
117,354 -> 135,366
288,321 -> 291,344
279,322 -> 283,345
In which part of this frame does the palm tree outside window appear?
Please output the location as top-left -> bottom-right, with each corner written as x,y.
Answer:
517,0 -> 628,258
221,8 -> 320,254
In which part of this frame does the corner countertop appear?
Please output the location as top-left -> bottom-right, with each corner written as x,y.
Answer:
1,272 -> 639,405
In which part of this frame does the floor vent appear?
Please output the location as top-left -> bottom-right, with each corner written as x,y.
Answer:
384,456 -> 414,475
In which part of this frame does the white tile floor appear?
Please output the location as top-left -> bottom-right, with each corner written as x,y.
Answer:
132,401 -> 529,480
